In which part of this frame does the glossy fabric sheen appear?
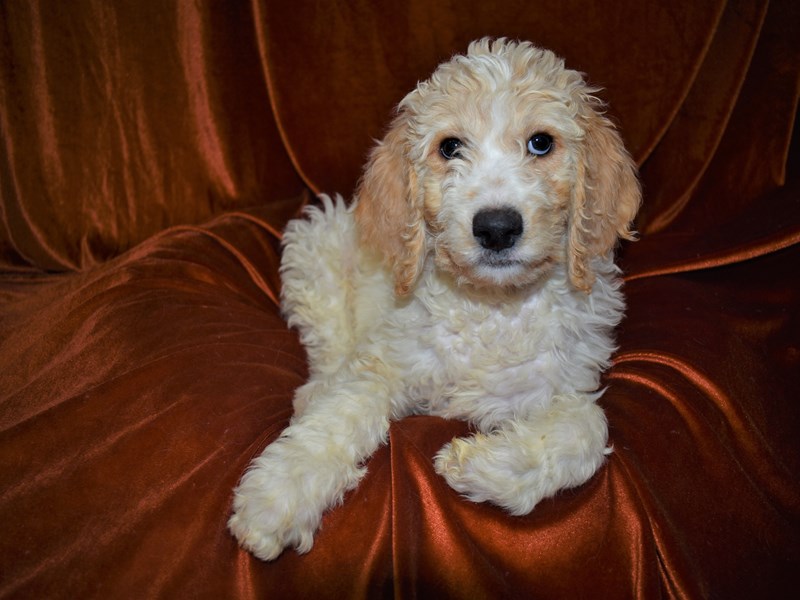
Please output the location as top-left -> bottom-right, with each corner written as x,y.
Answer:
1,0 -> 799,597
0,1 -> 303,272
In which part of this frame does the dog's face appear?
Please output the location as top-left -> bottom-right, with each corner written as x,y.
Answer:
411,66 -> 584,291
355,38 -> 641,295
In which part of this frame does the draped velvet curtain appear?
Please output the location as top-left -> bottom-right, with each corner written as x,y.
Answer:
1,1 -> 799,597
0,0 -> 303,272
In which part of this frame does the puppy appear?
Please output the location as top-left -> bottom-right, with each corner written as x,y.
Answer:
229,38 -> 640,561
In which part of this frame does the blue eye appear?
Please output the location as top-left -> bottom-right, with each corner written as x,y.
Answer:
439,137 -> 463,160
527,133 -> 554,156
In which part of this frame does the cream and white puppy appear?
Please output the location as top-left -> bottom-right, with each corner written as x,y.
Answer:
229,38 -> 640,561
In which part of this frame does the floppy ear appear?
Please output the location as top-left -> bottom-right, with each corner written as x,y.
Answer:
354,113 -> 426,296
569,108 -> 641,292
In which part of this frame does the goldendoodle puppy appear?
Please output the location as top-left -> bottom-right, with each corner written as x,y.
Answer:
230,38 -> 640,561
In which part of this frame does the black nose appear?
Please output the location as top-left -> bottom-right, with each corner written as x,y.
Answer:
472,208 -> 523,251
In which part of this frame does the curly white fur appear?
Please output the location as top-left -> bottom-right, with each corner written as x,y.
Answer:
229,38 -> 640,561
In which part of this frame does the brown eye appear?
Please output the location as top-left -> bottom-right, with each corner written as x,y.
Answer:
527,133 -> 553,156
439,137 -> 463,160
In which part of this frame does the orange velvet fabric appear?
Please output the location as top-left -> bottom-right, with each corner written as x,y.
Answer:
1,0 -> 799,597
0,1 -> 303,272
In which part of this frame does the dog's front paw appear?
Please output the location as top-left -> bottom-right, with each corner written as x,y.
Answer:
434,433 -> 549,515
435,428 -> 606,515
228,457 -> 323,561
228,505 -> 296,562
435,399 -> 609,515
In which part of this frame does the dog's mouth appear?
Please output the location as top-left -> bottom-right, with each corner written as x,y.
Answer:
432,230 -> 556,289
476,253 -> 553,278
476,250 -> 524,269
446,247 -> 556,289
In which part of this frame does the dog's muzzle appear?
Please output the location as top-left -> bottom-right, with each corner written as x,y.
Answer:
472,207 -> 523,252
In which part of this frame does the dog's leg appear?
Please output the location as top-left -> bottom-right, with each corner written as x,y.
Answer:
280,195 -> 359,376
229,354 -> 397,561
433,393 -> 610,515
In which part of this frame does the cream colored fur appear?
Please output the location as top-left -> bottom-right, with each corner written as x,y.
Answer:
229,38 -> 640,561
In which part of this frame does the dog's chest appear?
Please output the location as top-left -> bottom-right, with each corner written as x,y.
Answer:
387,286 -> 558,413
423,303 -> 540,367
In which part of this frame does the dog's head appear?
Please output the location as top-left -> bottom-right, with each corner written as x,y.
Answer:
355,38 -> 640,295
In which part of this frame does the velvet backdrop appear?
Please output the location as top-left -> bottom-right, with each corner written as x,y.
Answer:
1,0 -> 799,597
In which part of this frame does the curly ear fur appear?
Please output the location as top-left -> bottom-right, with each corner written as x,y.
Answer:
569,106 -> 641,292
354,114 -> 426,296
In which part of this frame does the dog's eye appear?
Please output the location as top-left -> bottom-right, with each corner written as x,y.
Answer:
439,137 -> 463,160
527,133 -> 554,156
